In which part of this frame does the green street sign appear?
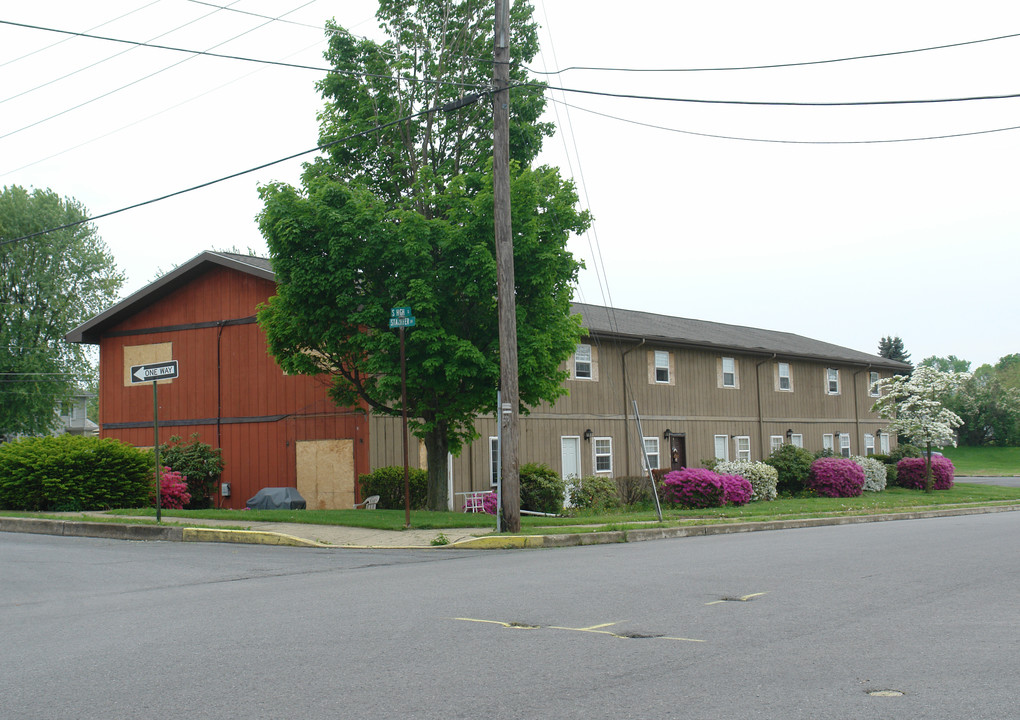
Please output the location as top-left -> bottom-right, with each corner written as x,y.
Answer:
390,306 -> 413,319
389,316 -> 416,329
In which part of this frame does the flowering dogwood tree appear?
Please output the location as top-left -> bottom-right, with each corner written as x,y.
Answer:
871,366 -> 970,492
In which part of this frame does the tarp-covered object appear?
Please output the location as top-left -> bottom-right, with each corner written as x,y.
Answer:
246,487 -> 306,510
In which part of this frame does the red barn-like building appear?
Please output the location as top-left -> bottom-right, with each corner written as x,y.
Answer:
66,251 -> 368,509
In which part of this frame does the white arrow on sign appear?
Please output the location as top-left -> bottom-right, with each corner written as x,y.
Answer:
130,360 -> 179,384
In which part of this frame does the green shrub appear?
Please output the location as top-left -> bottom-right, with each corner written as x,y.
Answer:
568,475 -> 621,512
0,435 -> 152,511
714,460 -> 779,501
358,466 -> 428,510
890,444 -> 921,462
765,444 -> 815,494
616,475 -> 652,506
157,434 -> 223,509
519,463 -> 565,514
699,458 -> 720,471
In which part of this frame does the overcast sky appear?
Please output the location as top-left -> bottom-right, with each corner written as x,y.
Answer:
3,1 -> 1018,369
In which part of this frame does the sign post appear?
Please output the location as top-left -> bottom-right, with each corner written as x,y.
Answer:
389,308 -> 415,527
130,360 -> 179,523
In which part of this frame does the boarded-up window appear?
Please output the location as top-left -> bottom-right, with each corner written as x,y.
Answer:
123,342 -> 173,387
296,439 -> 355,510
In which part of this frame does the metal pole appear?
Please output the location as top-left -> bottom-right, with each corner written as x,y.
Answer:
153,380 -> 161,523
400,326 -> 411,527
632,400 -> 663,522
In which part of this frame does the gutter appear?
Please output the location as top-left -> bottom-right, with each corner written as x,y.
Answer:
621,338 -> 646,476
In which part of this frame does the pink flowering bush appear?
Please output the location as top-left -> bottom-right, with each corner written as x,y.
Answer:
896,456 -> 955,490
807,457 -> 865,498
153,467 -> 191,509
662,468 -> 726,508
481,491 -> 498,515
718,474 -> 753,506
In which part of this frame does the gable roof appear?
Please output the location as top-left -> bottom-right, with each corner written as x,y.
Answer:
66,251 -> 274,344
573,303 -> 909,371
67,251 -> 908,371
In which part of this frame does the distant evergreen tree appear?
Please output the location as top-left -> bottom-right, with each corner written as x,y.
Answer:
878,336 -> 912,367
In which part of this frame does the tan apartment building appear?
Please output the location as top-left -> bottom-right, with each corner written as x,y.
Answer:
373,303 -> 910,507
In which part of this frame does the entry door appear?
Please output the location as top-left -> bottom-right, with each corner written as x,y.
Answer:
669,435 -> 687,471
561,437 -> 581,507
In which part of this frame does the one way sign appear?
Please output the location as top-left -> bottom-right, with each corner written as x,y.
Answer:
130,360 -> 179,384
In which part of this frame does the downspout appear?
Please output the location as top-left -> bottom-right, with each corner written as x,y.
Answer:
755,354 -> 776,460
216,321 -> 225,508
853,364 -> 872,456
621,338 -> 646,476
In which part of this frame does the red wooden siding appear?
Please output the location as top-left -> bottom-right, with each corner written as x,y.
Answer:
98,265 -> 367,508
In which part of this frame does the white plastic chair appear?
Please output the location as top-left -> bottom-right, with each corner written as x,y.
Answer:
354,494 -> 380,510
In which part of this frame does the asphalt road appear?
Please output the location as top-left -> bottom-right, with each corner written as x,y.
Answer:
2,512 -> 1018,720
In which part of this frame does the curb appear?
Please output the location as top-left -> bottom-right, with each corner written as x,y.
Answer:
2,503 -> 1018,549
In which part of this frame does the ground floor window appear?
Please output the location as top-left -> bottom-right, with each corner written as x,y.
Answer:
594,437 -> 613,473
791,433 -> 803,448
714,434 -> 729,462
840,433 -> 851,458
864,433 -> 875,456
735,436 -> 751,461
642,437 -> 659,471
770,435 -> 784,454
822,434 -> 834,453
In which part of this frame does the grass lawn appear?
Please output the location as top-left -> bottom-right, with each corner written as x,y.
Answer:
95,482 -> 1020,534
936,446 -> 1020,476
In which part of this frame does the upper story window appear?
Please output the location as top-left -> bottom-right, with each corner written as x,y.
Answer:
654,350 -> 670,384
574,344 -> 592,380
721,357 -> 737,388
869,371 -> 881,397
777,362 -> 792,391
826,368 -> 840,395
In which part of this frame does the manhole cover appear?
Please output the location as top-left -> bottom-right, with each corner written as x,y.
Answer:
867,690 -> 905,697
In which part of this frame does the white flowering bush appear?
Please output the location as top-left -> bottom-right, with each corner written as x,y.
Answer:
713,460 -> 778,501
850,456 -> 887,492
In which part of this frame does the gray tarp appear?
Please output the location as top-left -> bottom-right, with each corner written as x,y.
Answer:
246,487 -> 307,510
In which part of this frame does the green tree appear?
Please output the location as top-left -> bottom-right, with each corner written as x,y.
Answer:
919,355 -> 971,374
872,366 -> 969,492
878,336 -> 912,367
258,1 -> 588,511
954,364 -> 1020,446
0,186 -> 123,440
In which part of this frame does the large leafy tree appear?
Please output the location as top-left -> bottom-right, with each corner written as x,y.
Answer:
258,1 -> 589,510
872,366 -> 969,491
0,186 -> 123,440
919,355 -> 1020,446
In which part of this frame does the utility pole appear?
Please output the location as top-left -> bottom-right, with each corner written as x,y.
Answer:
493,0 -> 520,533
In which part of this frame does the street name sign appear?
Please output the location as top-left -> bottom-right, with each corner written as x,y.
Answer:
130,360 -> 179,384
388,316 -> 416,328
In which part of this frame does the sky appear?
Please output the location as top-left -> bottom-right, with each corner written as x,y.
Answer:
2,0 -> 1019,369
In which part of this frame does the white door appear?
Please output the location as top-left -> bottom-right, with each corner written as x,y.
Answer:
561,436 -> 581,507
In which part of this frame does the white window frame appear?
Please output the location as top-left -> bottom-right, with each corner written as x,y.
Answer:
722,357 -> 737,388
714,434 -> 729,462
642,437 -> 660,471
826,368 -> 840,395
735,436 -> 751,461
791,433 -> 804,448
869,371 -> 880,397
574,344 -> 592,380
864,433 -> 875,456
488,436 -> 499,486
594,437 -> 613,474
654,350 -> 670,384
770,435 -> 784,454
778,362 -> 792,392
822,433 -> 834,453
839,433 -> 851,458
880,432 -> 890,455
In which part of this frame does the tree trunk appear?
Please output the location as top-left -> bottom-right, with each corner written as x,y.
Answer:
424,423 -> 450,511
925,440 -> 934,493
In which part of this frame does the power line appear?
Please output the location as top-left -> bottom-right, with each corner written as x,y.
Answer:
0,93 -> 484,247
530,81 -> 1020,108
545,95 -> 1020,145
527,30 -> 1020,75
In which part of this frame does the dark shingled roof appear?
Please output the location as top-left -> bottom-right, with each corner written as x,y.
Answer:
67,251 -> 909,371
572,302 -> 909,371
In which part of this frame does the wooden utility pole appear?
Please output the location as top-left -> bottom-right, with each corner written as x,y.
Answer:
493,0 -> 520,532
